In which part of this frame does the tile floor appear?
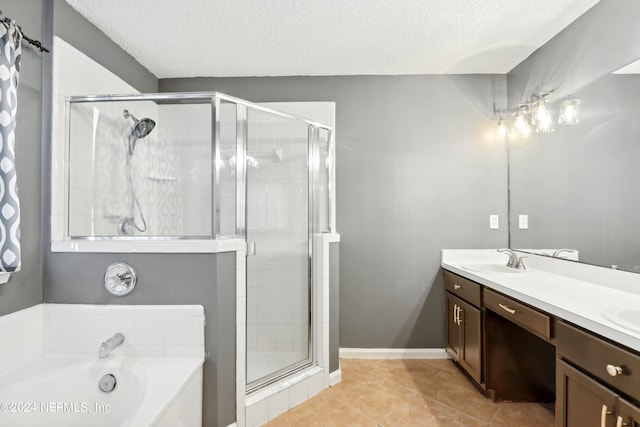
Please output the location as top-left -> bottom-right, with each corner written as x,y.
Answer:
266,359 -> 554,427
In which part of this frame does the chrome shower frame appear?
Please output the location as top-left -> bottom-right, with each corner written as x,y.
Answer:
65,91 -> 335,239
65,91 -> 336,392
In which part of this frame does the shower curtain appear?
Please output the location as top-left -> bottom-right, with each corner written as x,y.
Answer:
0,20 -> 22,273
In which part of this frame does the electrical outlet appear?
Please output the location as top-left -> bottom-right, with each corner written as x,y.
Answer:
519,215 -> 528,229
489,215 -> 499,229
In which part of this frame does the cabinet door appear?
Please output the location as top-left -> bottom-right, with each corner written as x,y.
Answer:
556,360 -> 617,427
459,299 -> 482,383
445,293 -> 461,360
618,398 -> 640,427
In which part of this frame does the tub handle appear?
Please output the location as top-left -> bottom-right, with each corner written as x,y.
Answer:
105,263 -> 137,296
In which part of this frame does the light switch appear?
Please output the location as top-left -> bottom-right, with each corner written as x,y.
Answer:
489,215 -> 499,229
519,215 -> 528,229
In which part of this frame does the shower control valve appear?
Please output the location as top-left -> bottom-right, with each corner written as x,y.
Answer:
104,262 -> 137,296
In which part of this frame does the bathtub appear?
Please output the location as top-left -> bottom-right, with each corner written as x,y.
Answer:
0,355 -> 203,427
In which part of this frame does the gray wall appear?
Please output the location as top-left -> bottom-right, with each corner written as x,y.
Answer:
160,75 -> 509,348
0,0 -> 45,316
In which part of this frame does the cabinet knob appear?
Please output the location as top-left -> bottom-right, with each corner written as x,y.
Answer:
454,284 -> 462,290
606,364 -> 623,377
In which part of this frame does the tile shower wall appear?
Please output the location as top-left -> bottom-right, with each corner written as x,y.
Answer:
53,37 -> 183,238
157,104 -> 211,236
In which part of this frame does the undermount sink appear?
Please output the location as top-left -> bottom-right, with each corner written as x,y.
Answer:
602,308 -> 640,334
461,263 -> 529,275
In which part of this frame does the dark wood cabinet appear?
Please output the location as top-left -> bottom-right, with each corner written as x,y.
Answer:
443,267 -> 640,422
618,398 -> 640,427
445,290 -> 482,383
556,322 -> 640,427
556,360 -> 617,427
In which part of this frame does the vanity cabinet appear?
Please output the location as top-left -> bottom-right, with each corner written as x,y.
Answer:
556,360 -> 640,427
556,321 -> 640,427
444,271 -> 482,383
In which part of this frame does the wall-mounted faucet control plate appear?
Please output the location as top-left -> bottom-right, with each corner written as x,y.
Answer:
104,262 -> 137,296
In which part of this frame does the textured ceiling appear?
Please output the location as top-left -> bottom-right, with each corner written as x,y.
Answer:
65,0 -> 600,78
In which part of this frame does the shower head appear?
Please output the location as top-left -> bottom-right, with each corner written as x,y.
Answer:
123,109 -> 156,139
123,109 -> 156,156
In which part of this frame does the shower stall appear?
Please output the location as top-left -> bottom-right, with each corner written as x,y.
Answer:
62,92 -> 334,392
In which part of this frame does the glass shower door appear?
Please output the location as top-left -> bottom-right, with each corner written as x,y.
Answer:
245,109 -> 311,389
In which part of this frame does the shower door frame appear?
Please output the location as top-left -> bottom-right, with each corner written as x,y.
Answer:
239,108 -> 328,393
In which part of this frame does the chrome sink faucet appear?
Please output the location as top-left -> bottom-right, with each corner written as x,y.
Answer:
552,248 -> 576,259
99,333 -> 125,358
497,248 -> 527,270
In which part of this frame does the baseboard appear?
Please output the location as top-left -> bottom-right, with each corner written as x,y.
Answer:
339,348 -> 450,359
329,369 -> 342,386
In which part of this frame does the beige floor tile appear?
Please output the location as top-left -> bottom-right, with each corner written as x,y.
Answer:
375,360 -> 442,389
490,402 -> 554,427
381,394 -> 489,427
417,369 -> 499,423
265,360 -> 554,427
345,376 -> 418,422
267,393 -> 373,426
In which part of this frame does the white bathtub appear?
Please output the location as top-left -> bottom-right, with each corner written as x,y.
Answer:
0,355 -> 203,427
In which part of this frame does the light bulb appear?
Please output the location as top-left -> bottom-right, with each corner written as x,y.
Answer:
534,99 -> 551,123
559,98 -> 580,125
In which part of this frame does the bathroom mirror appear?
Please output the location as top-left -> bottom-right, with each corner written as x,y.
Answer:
509,58 -> 640,274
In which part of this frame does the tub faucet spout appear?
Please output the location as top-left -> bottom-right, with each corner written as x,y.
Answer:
99,333 -> 125,358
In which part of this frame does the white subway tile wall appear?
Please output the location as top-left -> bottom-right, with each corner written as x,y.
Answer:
41,304 -> 205,358
0,304 -> 205,377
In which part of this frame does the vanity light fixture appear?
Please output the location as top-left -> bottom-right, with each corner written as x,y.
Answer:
558,97 -> 581,125
493,85 -> 582,140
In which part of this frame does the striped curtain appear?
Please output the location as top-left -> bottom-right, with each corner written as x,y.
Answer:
0,20 -> 22,273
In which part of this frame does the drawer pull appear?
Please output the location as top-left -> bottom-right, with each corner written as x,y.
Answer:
602,405 -> 612,427
498,303 -> 517,315
454,284 -> 462,290
616,415 -> 627,427
606,364 -> 623,377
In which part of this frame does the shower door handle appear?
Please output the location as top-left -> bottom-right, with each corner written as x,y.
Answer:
248,241 -> 257,256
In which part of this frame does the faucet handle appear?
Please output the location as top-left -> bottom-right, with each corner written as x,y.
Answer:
516,256 -> 527,270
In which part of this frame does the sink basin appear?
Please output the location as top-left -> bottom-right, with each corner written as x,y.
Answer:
602,308 -> 640,334
461,263 -> 529,275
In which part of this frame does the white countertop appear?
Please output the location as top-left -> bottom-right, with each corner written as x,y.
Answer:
441,249 -> 640,353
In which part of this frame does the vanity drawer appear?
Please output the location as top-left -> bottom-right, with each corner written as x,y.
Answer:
484,289 -> 552,340
557,321 -> 640,400
443,270 -> 481,307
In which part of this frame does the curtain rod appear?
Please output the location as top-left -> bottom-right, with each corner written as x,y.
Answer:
0,10 -> 50,53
